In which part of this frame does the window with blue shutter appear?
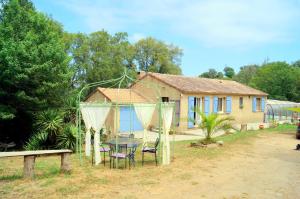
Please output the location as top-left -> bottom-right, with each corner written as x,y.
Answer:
204,96 -> 210,116
252,97 -> 256,112
261,97 -> 265,112
188,96 -> 195,128
213,96 -> 218,113
226,96 -> 232,113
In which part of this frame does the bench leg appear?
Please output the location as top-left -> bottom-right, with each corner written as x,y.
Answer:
61,153 -> 71,173
24,155 -> 36,178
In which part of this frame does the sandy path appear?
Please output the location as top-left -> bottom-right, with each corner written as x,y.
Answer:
110,133 -> 300,199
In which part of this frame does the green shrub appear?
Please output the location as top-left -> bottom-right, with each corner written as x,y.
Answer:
34,109 -> 64,137
57,124 -> 77,150
24,131 -> 48,150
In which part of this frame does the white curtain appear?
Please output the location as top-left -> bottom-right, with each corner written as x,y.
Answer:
80,103 -> 111,165
133,103 -> 156,144
161,103 -> 174,165
81,109 -> 92,157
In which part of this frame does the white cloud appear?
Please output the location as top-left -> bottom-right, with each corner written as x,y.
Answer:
55,0 -> 300,48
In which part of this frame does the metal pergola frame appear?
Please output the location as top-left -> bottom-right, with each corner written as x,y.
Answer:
75,68 -> 176,167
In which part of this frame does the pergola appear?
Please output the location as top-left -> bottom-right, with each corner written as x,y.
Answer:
75,69 -> 176,167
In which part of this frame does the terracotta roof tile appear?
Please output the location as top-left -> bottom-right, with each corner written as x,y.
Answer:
145,72 -> 268,96
97,88 -> 150,103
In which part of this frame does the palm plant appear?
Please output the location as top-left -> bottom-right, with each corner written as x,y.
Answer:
63,96 -> 77,123
193,108 -> 236,144
56,124 -> 78,150
24,131 -> 48,150
25,109 -> 64,150
34,109 -> 64,137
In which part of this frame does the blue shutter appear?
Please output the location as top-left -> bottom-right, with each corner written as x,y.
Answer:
261,97 -> 265,112
188,96 -> 195,128
252,97 -> 256,112
226,96 -> 232,113
213,96 -> 218,113
204,96 -> 210,116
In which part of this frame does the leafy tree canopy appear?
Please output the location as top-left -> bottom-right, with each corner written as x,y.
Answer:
0,0 -> 72,143
67,31 -> 137,88
291,60 -> 300,67
199,69 -> 223,79
233,64 -> 259,85
223,66 -> 235,78
134,37 -> 182,75
250,62 -> 300,101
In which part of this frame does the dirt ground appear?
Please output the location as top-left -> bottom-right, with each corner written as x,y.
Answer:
112,132 -> 300,199
1,131 -> 300,199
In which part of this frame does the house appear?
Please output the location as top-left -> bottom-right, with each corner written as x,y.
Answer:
85,72 -> 268,132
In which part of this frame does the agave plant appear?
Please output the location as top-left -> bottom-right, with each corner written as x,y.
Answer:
56,124 -> 78,150
193,108 -> 236,144
24,131 -> 48,150
63,96 -> 77,123
34,109 -> 64,137
25,109 -> 64,150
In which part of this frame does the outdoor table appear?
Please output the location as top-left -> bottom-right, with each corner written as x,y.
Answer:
105,137 -> 141,148
105,137 -> 141,168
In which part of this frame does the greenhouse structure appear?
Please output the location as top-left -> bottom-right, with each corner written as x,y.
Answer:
265,99 -> 300,123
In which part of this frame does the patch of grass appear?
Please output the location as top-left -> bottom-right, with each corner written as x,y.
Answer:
191,181 -> 199,185
40,178 -> 56,187
0,173 -> 23,181
215,124 -> 296,144
123,195 -> 138,199
0,184 -> 14,195
56,185 -> 81,195
178,173 -> 192,180
139,180 -> 157,186
216,130 -> 259,144
35,158 -> 60,179
269,124 -> 296,132
94,177 -> 109,185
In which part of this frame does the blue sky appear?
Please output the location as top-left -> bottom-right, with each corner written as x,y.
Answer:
32,0 -> 300,76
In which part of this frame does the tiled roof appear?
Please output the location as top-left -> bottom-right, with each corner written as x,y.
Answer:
141,72 -> 268,96
96,88 -> 149,103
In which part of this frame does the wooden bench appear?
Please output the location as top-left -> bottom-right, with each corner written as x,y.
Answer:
0,149 -> 72,178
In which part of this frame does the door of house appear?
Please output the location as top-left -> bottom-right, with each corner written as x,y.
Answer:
188,97 -> 203,128
188,97 -> 195,128
119,106 -> 143,133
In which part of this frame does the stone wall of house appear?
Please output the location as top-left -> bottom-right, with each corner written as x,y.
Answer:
132,76 -> 265,132
131,75 -> 182,129
178,94 -> 265,132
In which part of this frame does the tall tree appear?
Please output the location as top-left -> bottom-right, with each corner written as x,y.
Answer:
199,69 -> 223,79
68,31 -> 136,88
250,62 -> 300,101
223,66 -> 235,78
233,65 -> 259,85
134,37 -> 182,75
291,60 -> 300,67
0,0 -> 72,143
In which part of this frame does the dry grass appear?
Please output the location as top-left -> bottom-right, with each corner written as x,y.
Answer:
0,124 -> 297,199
